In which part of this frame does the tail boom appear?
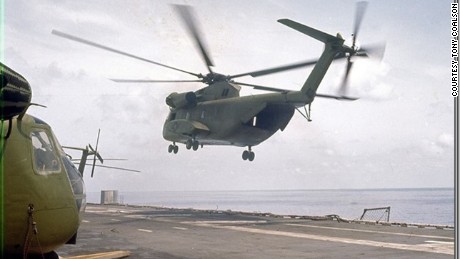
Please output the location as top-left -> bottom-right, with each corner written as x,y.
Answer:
279,19 -> 352,104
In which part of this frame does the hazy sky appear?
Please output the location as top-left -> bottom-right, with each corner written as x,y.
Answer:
2,0 -> 456,191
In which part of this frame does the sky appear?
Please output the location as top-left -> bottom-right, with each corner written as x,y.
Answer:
1,0 -> 456,192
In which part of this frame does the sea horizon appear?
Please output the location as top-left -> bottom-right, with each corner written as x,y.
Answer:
86,187 -> 454,226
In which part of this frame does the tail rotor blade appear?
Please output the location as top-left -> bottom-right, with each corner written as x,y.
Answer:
91,129 -> 102,178
352,1 -> 368,48
359,42 -> 386,60
339,60 -> 353,97
91,156 -> 97,178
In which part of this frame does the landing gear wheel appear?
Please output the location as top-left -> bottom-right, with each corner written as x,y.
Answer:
192,140 -> 199,151
168,144 -> 179,154
248,151 -> 255,161
242,149 -> 255,161
242,150 -> 249,160
186,139 -> 193,150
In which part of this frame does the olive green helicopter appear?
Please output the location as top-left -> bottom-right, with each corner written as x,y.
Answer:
52,3 -> 384,161
0,62 -> 137,258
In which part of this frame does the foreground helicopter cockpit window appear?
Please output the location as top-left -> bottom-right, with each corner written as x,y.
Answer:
31,130 -> 61,174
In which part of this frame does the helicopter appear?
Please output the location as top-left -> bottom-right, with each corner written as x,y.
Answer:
0,62 -> 133,258
52,2 -> 384,161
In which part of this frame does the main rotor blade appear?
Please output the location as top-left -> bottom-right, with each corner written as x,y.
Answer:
316,93 -> 358,101
233,81 -> 291,93
235,81 -> 358,100
110,79 -> 203,83
230,53 -> 349,79
173,5 -> 214,74
51,30 -> 200,78
352,1 -> 368,47
230,60 -> 319,79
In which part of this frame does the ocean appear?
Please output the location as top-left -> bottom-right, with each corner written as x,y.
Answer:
86,188 -> 455,226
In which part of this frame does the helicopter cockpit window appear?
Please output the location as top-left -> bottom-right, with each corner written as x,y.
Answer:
31,130 -> 61,175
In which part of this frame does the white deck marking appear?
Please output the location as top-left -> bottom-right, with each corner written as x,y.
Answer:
286,223 -> 454,240
137,229 -> 153,233
189,222 -> 453,255
189,220 -> 267,225
425,240 -> 455,245
82,220 -> 90,223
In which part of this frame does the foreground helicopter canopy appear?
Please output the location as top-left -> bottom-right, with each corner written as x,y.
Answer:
0,63 -> 32,120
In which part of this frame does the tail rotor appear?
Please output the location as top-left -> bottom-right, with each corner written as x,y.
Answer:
89,129 -> 103,178
338,1 -> 385,98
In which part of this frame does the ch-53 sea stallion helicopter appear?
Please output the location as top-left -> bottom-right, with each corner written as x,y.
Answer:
53,2 -> 384,161
0,63 -> 134,258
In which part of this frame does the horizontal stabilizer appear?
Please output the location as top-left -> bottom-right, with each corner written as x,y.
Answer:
278,19 -> 343,44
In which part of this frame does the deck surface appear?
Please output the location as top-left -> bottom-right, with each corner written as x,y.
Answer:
56,204 -> 455,258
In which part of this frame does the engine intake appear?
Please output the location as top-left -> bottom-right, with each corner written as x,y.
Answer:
165,92 -> 197,109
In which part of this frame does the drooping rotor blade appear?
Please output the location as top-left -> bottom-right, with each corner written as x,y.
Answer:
84,164 -> 141,173
51,30 -> 200,78
110,79 -> 203,83
352,1 -> 368,48
173,5 -> 214,74
62,146 -> 87,151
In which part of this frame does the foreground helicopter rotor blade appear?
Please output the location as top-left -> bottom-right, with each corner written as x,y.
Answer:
51,30 -> 200,78
174,4 -> 214,74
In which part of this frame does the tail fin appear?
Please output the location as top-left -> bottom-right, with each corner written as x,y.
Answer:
278,19 -> 348,102
278,19 -> 344,44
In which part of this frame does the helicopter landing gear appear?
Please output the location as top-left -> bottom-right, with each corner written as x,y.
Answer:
168,143 -> 179,154
242,147 -> 255,161
186,139 -> 200,151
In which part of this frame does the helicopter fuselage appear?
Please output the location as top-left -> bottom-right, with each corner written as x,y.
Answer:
163,86 -> 297,147
1,114 -> 85,256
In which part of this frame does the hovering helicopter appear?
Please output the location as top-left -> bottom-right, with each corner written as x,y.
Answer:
0,63 -> 133,258
52,2 -> 384,161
